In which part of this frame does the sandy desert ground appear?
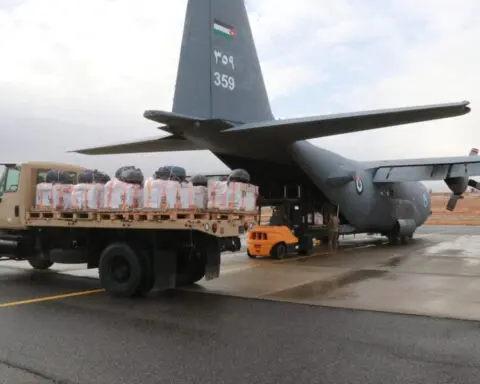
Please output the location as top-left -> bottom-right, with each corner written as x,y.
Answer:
428,192 -> 480,225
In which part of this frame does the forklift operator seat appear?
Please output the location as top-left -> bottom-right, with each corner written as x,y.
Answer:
269,206 -> 289,226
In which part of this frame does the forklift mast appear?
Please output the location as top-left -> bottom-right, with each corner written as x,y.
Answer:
258,184 -> 326,232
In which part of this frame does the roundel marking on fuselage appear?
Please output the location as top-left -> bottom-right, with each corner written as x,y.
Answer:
355,176 -> 363,194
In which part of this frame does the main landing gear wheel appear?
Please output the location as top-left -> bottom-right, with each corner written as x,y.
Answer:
99,242 -> 144,298
27,256 -> 54,270
388,230 -> 413,246
401,234 -> 413,244
388,234 -> 400,245
271,242 -> 287,259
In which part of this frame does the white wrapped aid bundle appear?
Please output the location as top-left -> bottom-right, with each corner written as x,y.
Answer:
71,184 -> 105,210
207,180 -> 258,211
143,178 -> 180,209
103,178 -> 143,210
242,183 -> 258,211
35,183 -> 53,209
52,184 -> 73,209
35,183 -> 73,209
179,183 -> 208,209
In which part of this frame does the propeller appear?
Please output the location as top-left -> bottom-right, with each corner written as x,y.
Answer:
446,178 -> 480,211
468,179 -> 479,189
445,147 -> 479,212
446,194 -> 464,211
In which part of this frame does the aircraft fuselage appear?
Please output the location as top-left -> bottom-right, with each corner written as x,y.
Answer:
289,141 -> 431,234
179,124 -> 432,236
206,137 -> 431,236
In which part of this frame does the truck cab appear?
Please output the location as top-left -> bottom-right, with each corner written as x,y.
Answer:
0,164 -> 22,229
0,162 -> 85,231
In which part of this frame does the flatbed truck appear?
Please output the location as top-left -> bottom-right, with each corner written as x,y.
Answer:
0,162 -> 257,298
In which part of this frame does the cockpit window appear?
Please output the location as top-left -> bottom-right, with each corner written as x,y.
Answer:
5,168 -> 20,192
0,166 -> 20,199
0,167 -> 6,198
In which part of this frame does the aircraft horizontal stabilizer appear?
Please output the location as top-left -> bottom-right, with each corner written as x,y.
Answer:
69,134 -> 203,155
143,110 -> 234,133
143,110 -> 204,125
220,101 -> 470,142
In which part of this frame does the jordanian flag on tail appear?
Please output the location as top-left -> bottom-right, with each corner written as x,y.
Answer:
213,19 -> 236,40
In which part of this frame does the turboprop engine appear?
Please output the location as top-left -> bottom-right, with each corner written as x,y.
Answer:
444,148 -> 480,211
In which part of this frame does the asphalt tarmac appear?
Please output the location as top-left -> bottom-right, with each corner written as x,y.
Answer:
0,226 -> 479,383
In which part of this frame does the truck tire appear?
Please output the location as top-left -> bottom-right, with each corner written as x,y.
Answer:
233,236 -> 241,252
27,256 -> 53,270
132,249 -> 154,297
99,242 -> 144,298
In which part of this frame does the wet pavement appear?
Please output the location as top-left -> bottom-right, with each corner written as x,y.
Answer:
1,226 -> 480,320
183,226 -> 480,321
0,226 -> 479,383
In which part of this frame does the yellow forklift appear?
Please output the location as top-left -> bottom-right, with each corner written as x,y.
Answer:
246,197 -> 335,259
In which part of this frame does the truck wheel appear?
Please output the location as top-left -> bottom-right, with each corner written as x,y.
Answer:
133,249 -> 154,297
233,237 -> 241,252
27,256 -> 53,270
99,242 -> 143,298
271,242 -> 287,259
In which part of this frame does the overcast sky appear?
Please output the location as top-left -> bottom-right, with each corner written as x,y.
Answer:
0,0 -> 479,191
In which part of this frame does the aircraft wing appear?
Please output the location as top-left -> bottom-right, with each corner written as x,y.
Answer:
364,156 -> 480,183
221,101 -> 470,142
70,134 -> 204,155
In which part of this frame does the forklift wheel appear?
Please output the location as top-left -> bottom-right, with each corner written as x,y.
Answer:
247,250 -> 256,259
271,242 -> 287,259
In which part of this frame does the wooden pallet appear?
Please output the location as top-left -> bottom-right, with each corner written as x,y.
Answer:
27,208 -> 258,222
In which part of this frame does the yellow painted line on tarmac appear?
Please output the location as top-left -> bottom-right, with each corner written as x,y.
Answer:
0,288 -> 105,308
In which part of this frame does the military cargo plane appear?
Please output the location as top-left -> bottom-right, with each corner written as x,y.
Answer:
72,0 -> 479,244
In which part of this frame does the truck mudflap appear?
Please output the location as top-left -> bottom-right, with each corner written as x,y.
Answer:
151,249 -> 177,292
204,235 -> 221,280
149,234 -> 221,291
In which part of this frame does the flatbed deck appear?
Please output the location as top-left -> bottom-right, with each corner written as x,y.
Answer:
25,207 -> 258,234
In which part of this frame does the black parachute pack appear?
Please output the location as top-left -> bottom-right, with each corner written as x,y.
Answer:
115,166 -> 144,186
190,174 -> 208,187
78,169 -> 111,184
227,169 -> 250,183
154,165 -> 187,182
45,169 -> 75,184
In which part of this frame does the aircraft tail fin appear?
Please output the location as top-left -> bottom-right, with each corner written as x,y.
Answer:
171,0 -> 273,124
469,148 -> 478,156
